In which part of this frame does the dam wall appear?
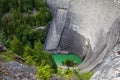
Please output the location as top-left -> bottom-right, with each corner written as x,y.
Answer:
45,0 -> 120,72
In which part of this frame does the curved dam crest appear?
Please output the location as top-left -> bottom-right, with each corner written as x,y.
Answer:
45,0 -> 120,73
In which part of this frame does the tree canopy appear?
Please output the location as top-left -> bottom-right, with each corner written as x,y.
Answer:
0,0 -> 57,75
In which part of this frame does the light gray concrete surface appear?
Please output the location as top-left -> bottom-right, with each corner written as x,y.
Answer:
45,0 -> 120,73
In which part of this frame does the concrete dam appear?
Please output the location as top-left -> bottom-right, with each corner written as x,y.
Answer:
45,0 -> 120,73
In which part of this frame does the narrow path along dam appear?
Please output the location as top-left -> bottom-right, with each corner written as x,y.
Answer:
45,0 -> 120,75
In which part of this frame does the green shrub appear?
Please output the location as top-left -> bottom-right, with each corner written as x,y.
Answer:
24,41 -> 57,73
0,0 -> 57,79
74,70 -> 94,80
0,0 -> 52,46
10,36 -> 24,56
36,60 -> 52,80
62,59 -> 75,67
0,51 -> 15,63
56,67 -> 94,80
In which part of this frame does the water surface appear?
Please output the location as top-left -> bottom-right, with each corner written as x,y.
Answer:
52,54 -> 82,65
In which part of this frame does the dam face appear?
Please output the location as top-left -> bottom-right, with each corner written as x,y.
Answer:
45,0 -> 120,72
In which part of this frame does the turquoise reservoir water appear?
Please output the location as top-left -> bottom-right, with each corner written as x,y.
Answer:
52,54 -> 82,65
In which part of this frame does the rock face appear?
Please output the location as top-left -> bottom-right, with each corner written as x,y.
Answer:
90,44 -> 120,80
0,43 -> 7,52
0,61 -> 38,80
45,0 -> 120,73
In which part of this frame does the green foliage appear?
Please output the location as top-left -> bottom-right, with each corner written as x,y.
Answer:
64,68 -> 72,75
16,24 -> 32,45
0,0 -> 57,79
57,67 -> 62,76
23,45 -> 33,58
25,56 -> 36,66
64,68 -> 73,80
56,67 -> 94,80
75,71 -> 94,80
62,59 -> 76,67
36,60 -> 52,80
0,0 -> 52,45
46,53 -> 57,73
0,51 -> 15,63
24,41 -> 57,73
0,32 -> 10,47
81,72 -> 94,80
10,36 -> 24,56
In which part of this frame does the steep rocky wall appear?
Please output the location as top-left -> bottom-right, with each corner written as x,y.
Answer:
90,44 -> 120,80
45,0 -> 120,72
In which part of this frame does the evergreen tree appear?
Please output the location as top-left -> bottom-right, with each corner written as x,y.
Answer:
10,36 -> 24,56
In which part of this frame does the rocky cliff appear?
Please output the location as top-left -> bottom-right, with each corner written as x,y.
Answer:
45,0 -> 120,74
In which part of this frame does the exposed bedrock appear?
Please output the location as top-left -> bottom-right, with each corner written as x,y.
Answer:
90,44 -> 120,80
45,0 -> 120,72
0,42 -> 7,52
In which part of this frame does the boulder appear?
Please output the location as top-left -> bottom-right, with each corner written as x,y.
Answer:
0,43 -> 7,52
0,61 -> 38,80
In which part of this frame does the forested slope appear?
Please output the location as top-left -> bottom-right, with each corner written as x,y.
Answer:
0,0 -> 57,77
